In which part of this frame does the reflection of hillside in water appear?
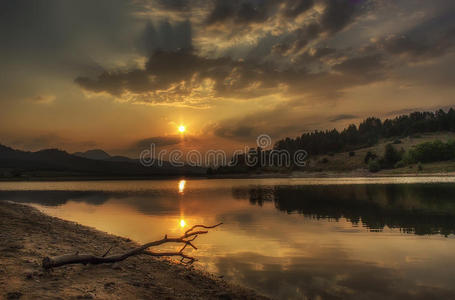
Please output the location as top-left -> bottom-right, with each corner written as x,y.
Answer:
0,191 -> 111,206
232,184 -> 455,236
0,190 -> 181,215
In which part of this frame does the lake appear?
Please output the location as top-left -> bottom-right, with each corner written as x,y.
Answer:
1,177 -> 455,299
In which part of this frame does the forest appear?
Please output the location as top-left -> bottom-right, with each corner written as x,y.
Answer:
275,108 -> 455,155
209,108 -> 455,174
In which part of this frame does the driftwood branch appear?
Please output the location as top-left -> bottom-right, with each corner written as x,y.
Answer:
42,223 -> 222,270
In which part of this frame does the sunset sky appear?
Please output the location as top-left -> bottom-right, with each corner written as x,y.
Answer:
1,0 -> 454,157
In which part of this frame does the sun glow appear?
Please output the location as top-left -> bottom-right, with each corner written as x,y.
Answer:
178,125 -> 186,133
178,179 -> 186,194
180,219 -> 186,228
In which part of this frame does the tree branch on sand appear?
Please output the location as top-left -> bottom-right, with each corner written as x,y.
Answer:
42,223 -> 223,270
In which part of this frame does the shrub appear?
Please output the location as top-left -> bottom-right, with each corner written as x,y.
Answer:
392,139 -> 402,144
349,151 -> 356,157
364,151 -> 377,164
394,160 -> 406,168
321,158 -> 329,164
407,140 -> 455,163
418,162 -> 423,171
383,144 -> 402,168
368,160 -> 381,172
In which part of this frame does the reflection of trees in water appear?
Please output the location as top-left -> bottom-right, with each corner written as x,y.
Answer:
232,184 -> 455,236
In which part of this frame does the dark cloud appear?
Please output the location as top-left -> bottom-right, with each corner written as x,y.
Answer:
154,0 -> 194,11
283,0 -> 314,18
333,54 -> 385,77
208,104 -> 318,143
214,125 -> 256,141
58,0 -> 455,108
380,31 -> 455,60
330,114 -> 358,122
288,23 -> 322,53
75,49 -> 286,104
320,0 -> 362,33
204,0 -> 362,29
269,0 -> 370,58
0,0 -> 139,104
205,0 -> 278,25
140,20 -> 192,55
135,136 -> 182,149
0,0 -> 136,61
76,47 -> 391,106
363,11 -> 455,62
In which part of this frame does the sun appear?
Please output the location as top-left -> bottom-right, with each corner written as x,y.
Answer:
178,125 -> 186,133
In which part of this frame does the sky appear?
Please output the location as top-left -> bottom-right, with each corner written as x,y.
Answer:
0,0 -> 454,157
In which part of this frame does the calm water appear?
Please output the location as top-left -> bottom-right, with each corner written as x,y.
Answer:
1,178 -> 455,299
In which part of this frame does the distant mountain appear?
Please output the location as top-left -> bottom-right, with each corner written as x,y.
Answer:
0,144 -> 205,178
73,149 -> 112,161
109,155 -> 136,163
73,149 -> 137,163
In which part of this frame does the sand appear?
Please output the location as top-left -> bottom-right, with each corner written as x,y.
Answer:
0,201 -> 269,300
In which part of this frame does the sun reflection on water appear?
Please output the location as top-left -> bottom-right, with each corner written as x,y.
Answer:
178,180 -> 186,194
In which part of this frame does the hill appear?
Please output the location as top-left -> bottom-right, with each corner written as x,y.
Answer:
0,145 -> 205,179
209,108 -> 455,176
73,149 -> 135,163
304,132 -> 455,175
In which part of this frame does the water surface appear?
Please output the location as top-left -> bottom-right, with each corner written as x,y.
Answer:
1,178 -> 455,299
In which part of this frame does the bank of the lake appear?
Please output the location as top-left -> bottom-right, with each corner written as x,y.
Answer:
0,201 -> 268,300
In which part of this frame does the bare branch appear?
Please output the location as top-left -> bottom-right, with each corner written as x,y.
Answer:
185,223 -> 223,235
42,223 -> 222,270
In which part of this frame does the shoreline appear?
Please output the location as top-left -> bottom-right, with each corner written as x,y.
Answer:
1,170 -> 455,182
0,201 -> 268,300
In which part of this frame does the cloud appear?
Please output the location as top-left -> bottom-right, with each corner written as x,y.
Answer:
329,114 -> 358,122
379,31 -> 455,60
213,125 -> 256,141
333,54 -> 385,76
3,132 -> 97,152
207,102 -> 327,144
205,0 -> 279,25
320,0 -> 362,33
75,48 -> 289,106
135,136 -> 182,149
71,0 -> 455,109
75,48 -> 389,106
0,0 -> 137,63
140,20 -> 193,55
154,0 -> 195,12
26,95 -> 56,104
363,10 -> 455,62
283,0 -> 314,18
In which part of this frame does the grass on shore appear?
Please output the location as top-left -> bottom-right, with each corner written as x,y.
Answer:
304,132 -> 455,174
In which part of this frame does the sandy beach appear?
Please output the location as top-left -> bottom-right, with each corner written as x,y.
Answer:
0,201 -> 268,300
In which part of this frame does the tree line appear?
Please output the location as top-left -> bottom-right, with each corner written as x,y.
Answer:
275,108 -> 455,155
207,108 -> 455,174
